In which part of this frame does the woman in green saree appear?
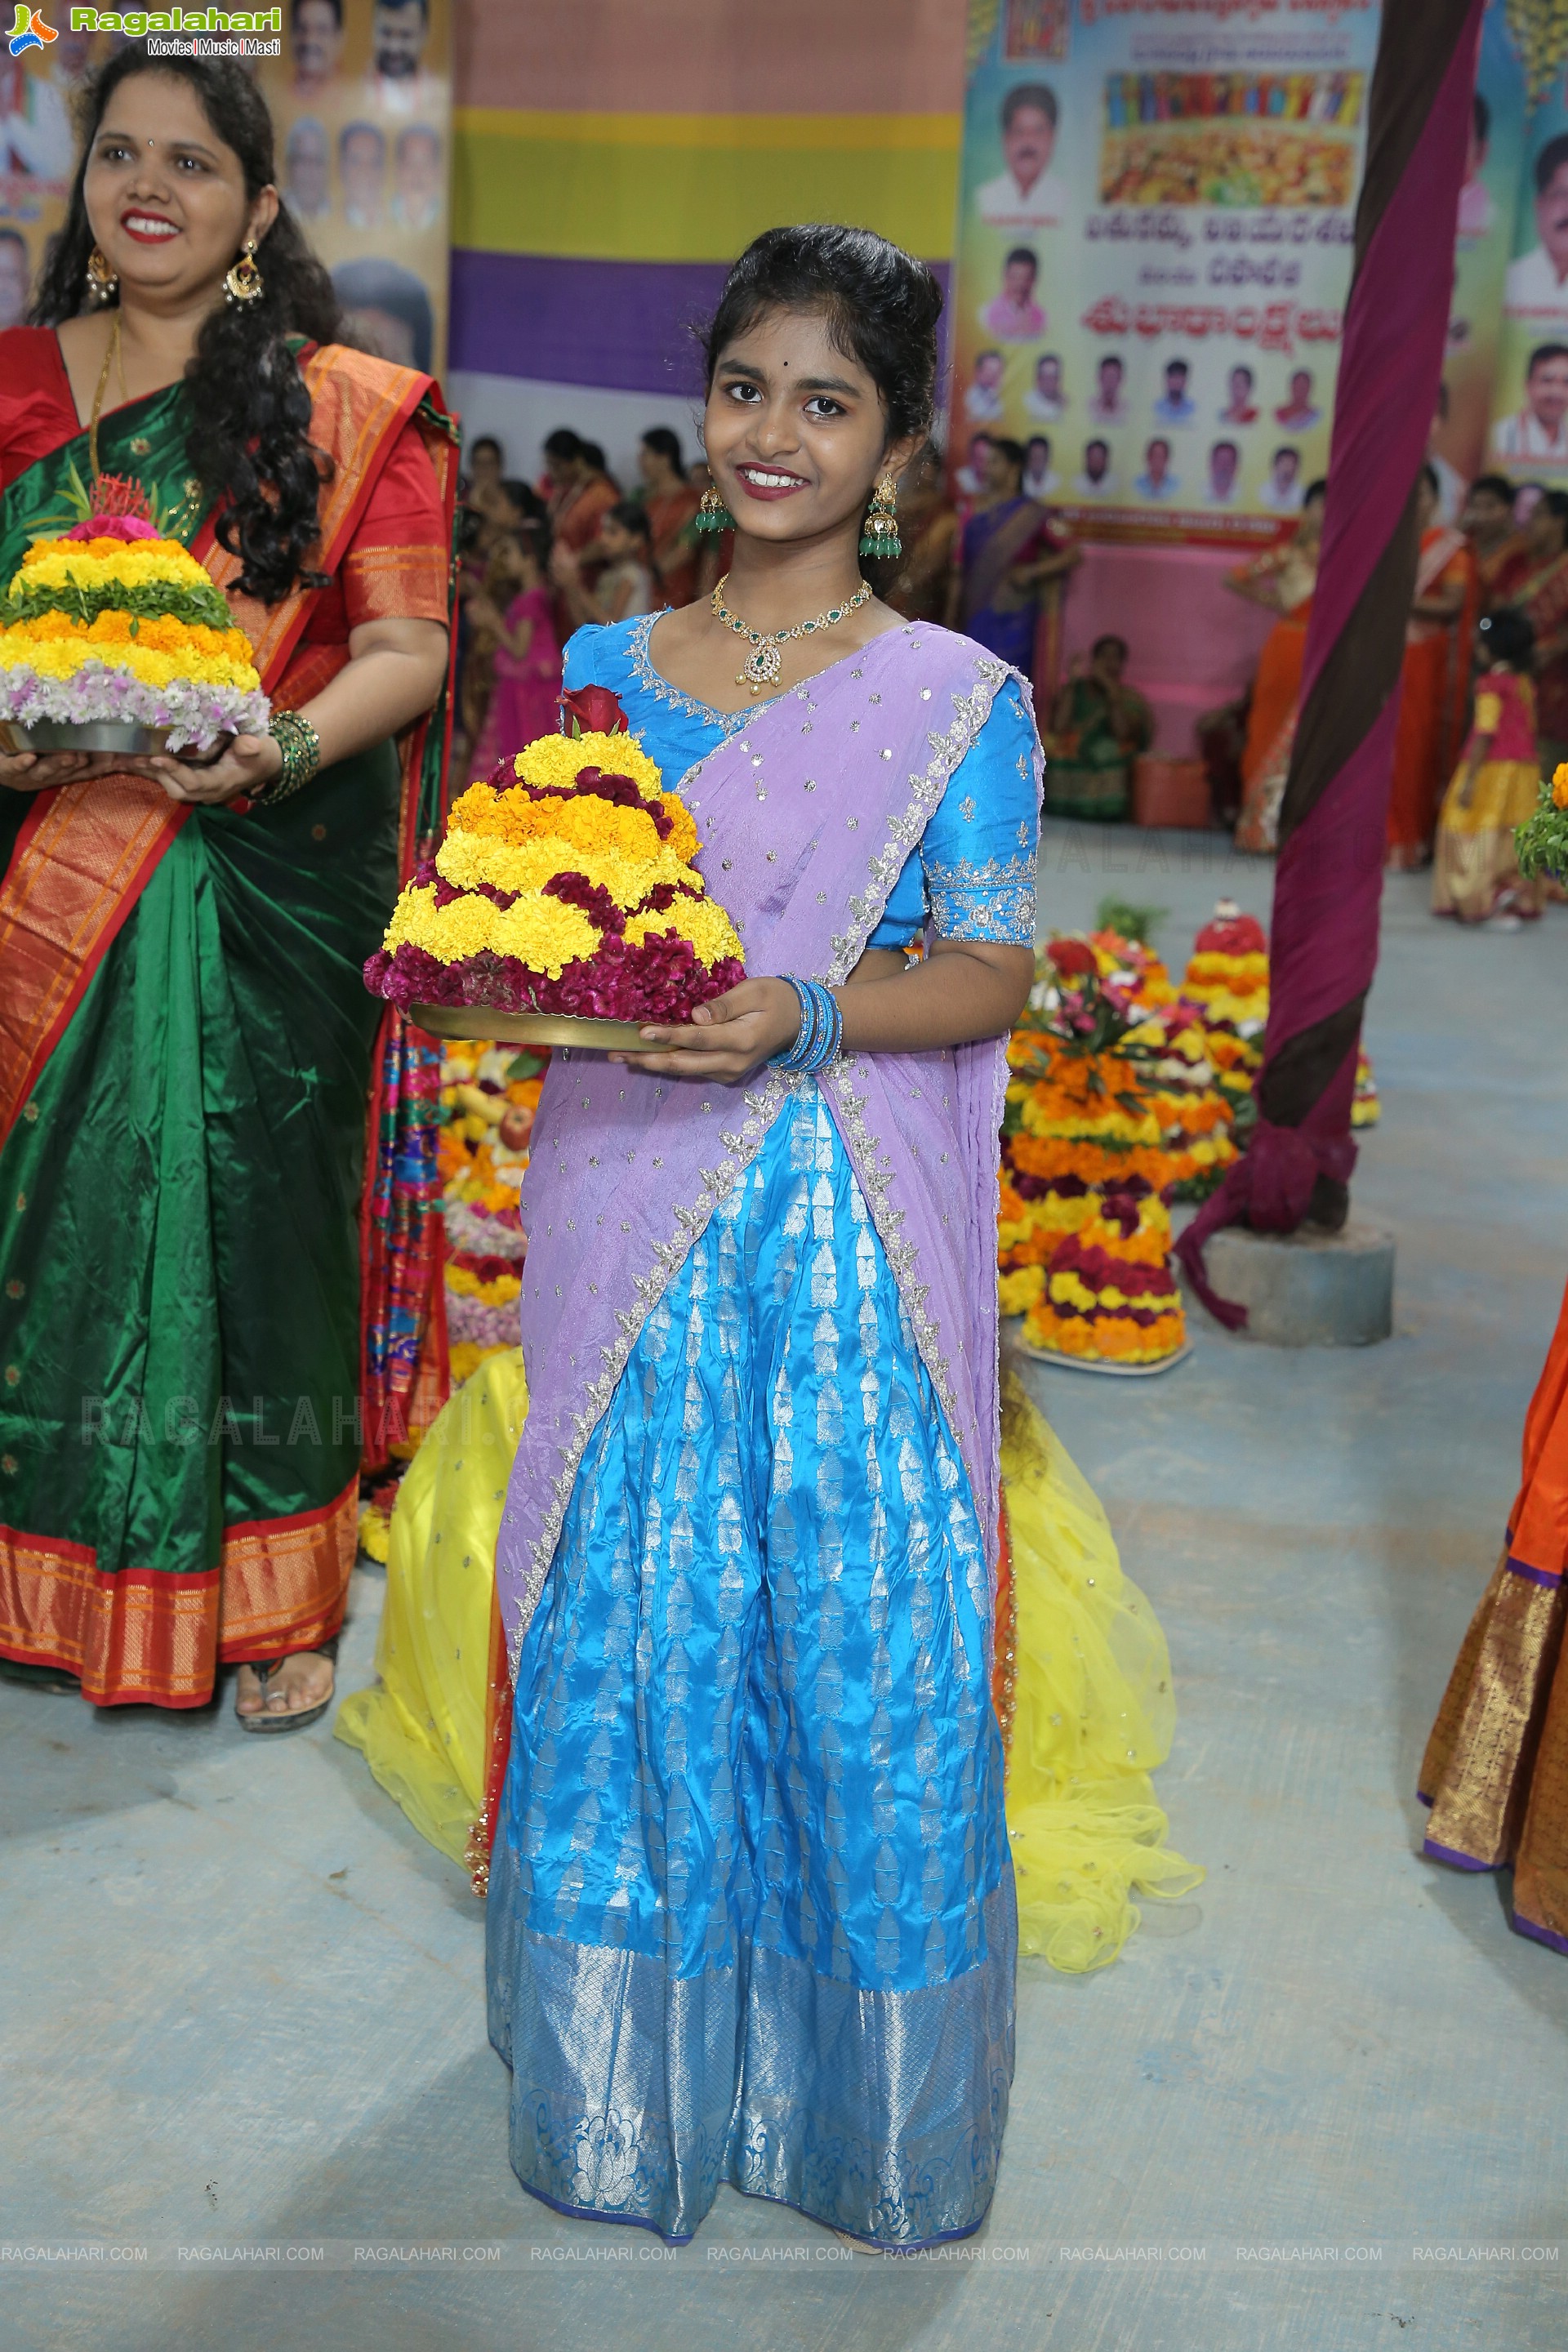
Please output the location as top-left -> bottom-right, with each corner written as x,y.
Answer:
1042,633 -> 1154,822
0,56 -> 456,1724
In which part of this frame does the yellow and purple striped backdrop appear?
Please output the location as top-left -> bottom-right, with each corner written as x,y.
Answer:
447,0 -> 964,478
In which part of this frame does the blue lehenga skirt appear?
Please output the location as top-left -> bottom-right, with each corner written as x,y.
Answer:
486,1087 -> 1017,2245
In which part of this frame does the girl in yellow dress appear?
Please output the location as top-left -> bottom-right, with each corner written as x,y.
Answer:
1432,608 -> 1544,929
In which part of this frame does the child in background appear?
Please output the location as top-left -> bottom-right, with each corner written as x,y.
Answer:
1432,608 -> 1544,928
467,522 -> 563,777
550,498 -> 660,628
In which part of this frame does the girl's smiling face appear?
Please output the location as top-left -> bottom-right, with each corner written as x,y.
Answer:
84,69 -> 276,306
702,305 -> 921,550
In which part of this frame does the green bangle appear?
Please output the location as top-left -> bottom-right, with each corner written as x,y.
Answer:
262,710 -> 322,804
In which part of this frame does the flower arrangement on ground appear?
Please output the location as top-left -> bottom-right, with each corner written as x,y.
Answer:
1017,1189 -> 1187,1367
1178,898 -> 1268,1097
999,929 -> 1232,1368
1515,759 -> 1568,883
359,1037 -> 549,1562
0,478 -> 266,753
366,684 -> 745,1023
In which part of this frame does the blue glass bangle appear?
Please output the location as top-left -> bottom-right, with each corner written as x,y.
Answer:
772,975 -> 842,1076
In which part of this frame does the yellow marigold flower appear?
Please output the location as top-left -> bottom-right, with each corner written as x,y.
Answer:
445,1264 -> 523,1307
451,784 -> 666,864
998,1266 -> 1045,1316
506,728 -> 664,801
436,826 -> 693,911
488,893 -> 603,973
625,895 -> 744,969
16,538 -> 212,595
0,627 -> 259,691
1553,762 -> 1568,811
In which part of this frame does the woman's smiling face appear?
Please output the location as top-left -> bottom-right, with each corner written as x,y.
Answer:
702,305 -> 920,550
84,70 -> 275,306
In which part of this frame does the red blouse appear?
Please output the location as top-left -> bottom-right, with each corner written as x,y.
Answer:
0,326 -> 449,651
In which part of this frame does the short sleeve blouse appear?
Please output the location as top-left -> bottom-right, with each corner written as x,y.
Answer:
563,613 -> 1040,949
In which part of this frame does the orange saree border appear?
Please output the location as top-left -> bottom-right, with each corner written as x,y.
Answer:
0,1477 -> 358,1707
0,345 -> 440,1156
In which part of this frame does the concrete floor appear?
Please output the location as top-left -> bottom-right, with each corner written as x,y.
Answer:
3,826 -> 1566,2351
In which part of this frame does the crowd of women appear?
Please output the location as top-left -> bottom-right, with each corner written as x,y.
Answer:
1225,462 -> 1568,926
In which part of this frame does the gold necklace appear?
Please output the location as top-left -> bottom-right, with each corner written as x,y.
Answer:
87,313 -> 127,484
711,572 -> 872,693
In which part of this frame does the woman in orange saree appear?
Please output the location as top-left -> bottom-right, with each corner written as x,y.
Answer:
1421,1272 -> 1568,1957
1386,466 -> 1478,870
0,56 -> 456,1722
1228,478 -> 1325,854
1503,490 -> 1568,775
635,428 -> 701,608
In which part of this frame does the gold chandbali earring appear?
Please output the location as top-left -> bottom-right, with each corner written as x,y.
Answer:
859,470 -> 902,561
224,239 -> 264,306
84,244 -> 118,306
695,483 -> 734,534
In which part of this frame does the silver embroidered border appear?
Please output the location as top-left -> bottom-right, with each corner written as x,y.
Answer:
627,611 -> 751,737
825,658 -> 1009,985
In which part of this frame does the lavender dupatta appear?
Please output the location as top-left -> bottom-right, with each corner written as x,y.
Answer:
496,623 -> 1030,1664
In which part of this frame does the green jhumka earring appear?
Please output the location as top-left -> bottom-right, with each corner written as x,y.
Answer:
695,484 -> 734,533
859,471 -> 901,561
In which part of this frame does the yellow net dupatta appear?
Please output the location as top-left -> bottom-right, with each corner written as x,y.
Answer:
1000,1374 -> 1205,1971
337,1354 -> 1204,1971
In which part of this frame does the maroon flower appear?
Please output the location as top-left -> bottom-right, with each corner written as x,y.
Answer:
559,685 -> 630,738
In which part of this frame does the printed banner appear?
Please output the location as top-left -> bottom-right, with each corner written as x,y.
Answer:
258,0 -> 452,377
1489,5 -> 1568,474
951,0 -> 1381,542
1437,0 -> 1527,507
0,3 -> 450,376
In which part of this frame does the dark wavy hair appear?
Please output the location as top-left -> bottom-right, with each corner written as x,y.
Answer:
30,53 -> 342,607
700,225 -> 944,448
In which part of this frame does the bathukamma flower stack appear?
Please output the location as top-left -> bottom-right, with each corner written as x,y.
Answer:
0,485 -> 266,752
366,690 -> 745,1024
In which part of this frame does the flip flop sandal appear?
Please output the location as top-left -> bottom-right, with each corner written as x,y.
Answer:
234,1635 -> 339,1735
0,1655 -> 82,1696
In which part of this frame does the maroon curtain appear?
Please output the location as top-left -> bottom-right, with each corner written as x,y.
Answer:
1178,0 -> 1485,1329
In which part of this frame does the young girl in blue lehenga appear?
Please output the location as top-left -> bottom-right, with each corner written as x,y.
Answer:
481,228 -> 1124,2247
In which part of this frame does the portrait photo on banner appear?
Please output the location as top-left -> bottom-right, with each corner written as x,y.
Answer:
950,0 -> 1379,543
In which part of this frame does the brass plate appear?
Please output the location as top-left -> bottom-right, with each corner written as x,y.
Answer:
410,1004 -> 648,1049
1008,1337 -> 1192,1379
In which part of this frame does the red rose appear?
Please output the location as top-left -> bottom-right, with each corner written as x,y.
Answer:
559,685 -> 630,738
1049,938 -> 1098,978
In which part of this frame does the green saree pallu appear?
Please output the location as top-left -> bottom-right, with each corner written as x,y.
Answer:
0,333 -> 459,1704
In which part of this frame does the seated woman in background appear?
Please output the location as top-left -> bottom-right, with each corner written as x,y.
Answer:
550,497 -> 660,627
636,426 -> 702,608
1432,608 -> 1543,929
467,519 -> 562,777
1042,634 -> 1154,822
1387,465 -> 1479,871
1227,477 -> 1325,854
951,432 -> 1078,679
